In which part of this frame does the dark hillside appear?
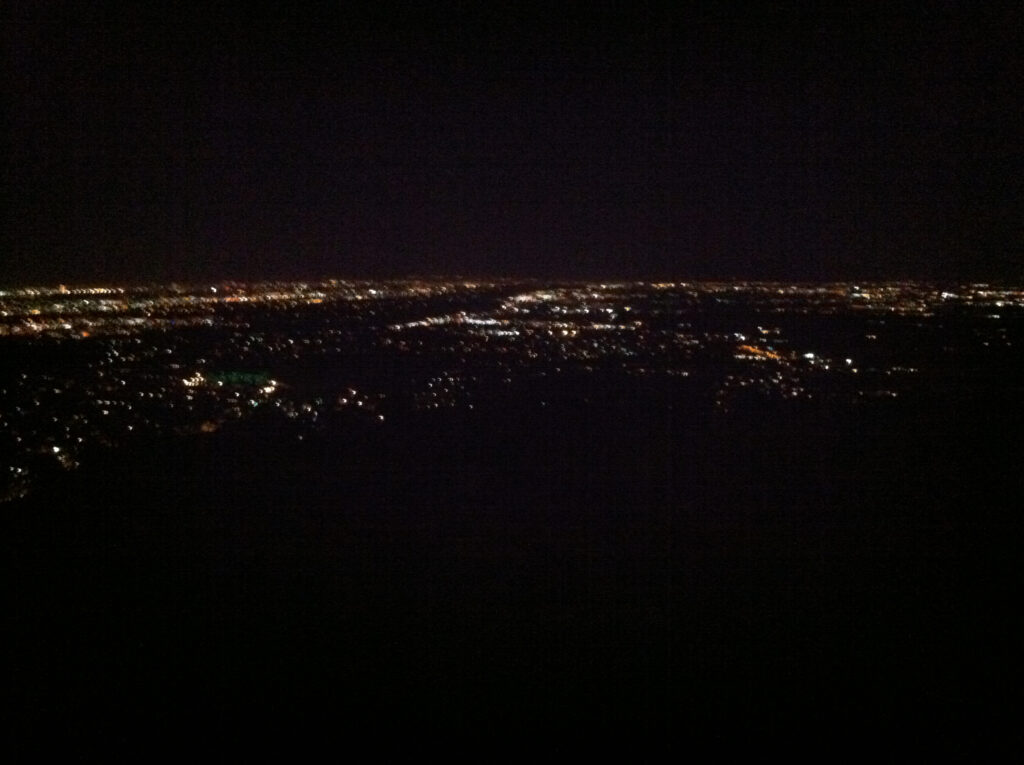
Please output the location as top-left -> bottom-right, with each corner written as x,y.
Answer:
8,396 -> 1023,755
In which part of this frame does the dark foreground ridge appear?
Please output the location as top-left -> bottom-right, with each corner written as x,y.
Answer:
8,391 -> 1023,755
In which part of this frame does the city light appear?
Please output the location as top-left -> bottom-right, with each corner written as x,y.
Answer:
1,278 -> 1021,501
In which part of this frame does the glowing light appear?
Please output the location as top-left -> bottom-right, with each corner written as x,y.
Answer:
737,345 -> 781,361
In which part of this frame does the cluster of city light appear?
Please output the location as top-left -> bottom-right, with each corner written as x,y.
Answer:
0,279 -> 511,339
2,278 -> 1021,502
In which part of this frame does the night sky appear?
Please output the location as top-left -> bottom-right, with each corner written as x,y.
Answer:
4,5 -> 1021,285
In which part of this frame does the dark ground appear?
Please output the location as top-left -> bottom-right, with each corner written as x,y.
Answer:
8,392 -> 1024,756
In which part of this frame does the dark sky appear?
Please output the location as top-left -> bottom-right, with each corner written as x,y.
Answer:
4,4 -> 1021,285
